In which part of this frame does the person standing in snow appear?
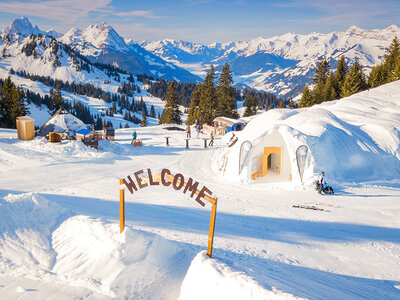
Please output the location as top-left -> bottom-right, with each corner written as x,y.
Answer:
186,125 -> 191,138
132,131 -> 137,141
209,131 -> 214,146
318,172 -> 326,194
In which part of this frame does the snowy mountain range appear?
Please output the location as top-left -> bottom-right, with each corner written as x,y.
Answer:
1,17 -> 199,83
2,17 -> 400,100
57,21 -> 199,83
141,25 -> 400,98
0,17 -> 167,129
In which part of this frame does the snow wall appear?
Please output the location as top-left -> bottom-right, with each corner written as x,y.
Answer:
212,80 -> 400,186
179,251 -> 303,300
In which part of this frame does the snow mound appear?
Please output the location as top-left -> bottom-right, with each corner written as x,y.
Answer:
0,193 -> 67,271
0,192 -> 188,298
179,251 -> 303,300
213,80 -> 400,186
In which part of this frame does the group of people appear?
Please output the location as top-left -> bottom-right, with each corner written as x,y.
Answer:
186,125 -> 214,146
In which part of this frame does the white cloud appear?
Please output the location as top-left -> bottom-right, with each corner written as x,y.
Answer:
0,0 -> 161,23
113,10 -> 161,19
0,0 -> 111,23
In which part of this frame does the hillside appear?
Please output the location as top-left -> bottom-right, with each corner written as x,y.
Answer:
0,18 -> 170,128
213,80 -> 400,186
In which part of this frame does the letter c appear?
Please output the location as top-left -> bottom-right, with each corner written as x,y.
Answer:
161,169 -> 172,186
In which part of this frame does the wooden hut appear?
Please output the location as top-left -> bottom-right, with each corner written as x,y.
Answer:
103,127 -> 115,141
213,117 -> 246,132
75,128 -> 94,141
202,117 -> 247,136
16,116 -> 35,140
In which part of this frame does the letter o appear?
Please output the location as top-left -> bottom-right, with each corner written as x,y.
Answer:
173,173 -> 185,190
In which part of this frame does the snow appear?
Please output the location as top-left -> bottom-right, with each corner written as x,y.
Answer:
213,80 -> 400,186
1,27 -> 400,298
179,251 -> 303,299
142,25 -> 400,98
0,119 -> 399,298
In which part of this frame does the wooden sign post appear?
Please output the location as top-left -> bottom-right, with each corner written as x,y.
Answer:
119,168 -> 218,258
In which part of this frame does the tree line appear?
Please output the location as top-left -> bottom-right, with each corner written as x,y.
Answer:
299,37 -> 400,107
153,64 -> 281,124
0,77 -> 113,130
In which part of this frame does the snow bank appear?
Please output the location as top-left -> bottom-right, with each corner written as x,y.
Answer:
213,80 -> 400,186
0,193 -> 67,271
179,251 -> 303,300
0,192 -> 188,298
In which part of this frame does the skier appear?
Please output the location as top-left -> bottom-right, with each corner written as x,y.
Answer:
132,131 -> 137,141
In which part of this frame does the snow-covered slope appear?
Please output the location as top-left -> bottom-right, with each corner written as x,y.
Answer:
142,25 -> 400,98
0,18 -> 168,129
213,80 -> 400,186
0,117 -> 400,299
58,21 -> 200,82
1,16 -> 59,39
59,23 -> 131,56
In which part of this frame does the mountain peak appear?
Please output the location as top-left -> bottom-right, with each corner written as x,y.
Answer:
345,25 -> 365,34
385,25 -> 400,32
3,16 -> 42,37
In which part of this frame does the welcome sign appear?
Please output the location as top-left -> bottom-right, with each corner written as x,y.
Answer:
119,169 -> 218,258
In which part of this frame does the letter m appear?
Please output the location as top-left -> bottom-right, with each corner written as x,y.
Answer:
183,177 -> 199,198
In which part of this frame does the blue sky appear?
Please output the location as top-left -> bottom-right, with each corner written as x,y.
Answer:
0,0 -> 399,43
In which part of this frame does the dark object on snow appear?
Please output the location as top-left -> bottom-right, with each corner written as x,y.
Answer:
292,205 -> 329,212
315,182 -> 334,194
163,126 -> 185,131
36,107 -> 90,140
103,127 -> 115,141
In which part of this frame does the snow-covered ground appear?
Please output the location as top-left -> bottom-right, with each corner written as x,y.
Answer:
1,104 -> 400,299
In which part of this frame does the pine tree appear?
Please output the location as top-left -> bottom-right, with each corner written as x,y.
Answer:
323,72 -> 337,101
150,105 -> 156,118
368,64 -> 385,88
368,37 -> 400,87
198,65 -> 217,124
312,59 -> 331,102
48,84 -> 63,114
312,58 -> 330,84
340,59 -> 367,98
243,96 -> 258,117
216,63 -> 238,118
299,85 -> 314,108
393,59 -> 400,81
186,83 -> 202,125
334,55 -> 348,95
159,81 -> 182,124
385,37 -> 400,82
0,77 -> 28,128
140,107 -> 148,127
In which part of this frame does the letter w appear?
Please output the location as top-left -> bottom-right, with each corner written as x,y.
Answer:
123,175 -> 138,194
